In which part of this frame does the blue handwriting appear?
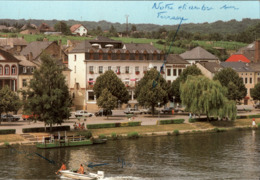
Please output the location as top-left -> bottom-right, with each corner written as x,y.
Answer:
220,5 -> 239,10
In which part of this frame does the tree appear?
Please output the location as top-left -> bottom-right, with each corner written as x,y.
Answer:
180,76 -> 237,120
24,54 -> 72,131
54,21 -> 71,35
169,65 -> 202,103
131,25 -> 137,32
135,68 -> 169,115
251,82 -> 260,101
93,70 -> 129,105
0,85 -> 22,124
97,89 -> 117,119
213,67 -> 246,101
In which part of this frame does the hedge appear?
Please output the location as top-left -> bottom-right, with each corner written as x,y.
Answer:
87,121 -> 142,129
22,126 -> 70,133
0,129 -> 16,134
236,114 -> 260,119
158,119 -> 185,125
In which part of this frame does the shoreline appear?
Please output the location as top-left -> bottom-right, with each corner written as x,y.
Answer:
0,124 -> 258,147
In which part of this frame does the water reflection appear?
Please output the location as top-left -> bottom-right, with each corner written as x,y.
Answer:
0,130 -> 259,179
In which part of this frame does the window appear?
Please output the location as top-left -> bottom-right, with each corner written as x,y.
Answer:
245,77 -> 248,84
126,51 -> 130,59
178,69 -> 182,76
135,66 -> 139,73
241,73 -> 243,75
31,67 -> 34,73
125,66 -> 129,73
89,66 -> 94,74
108,66 -> 112,71
0,66 -> 2,75
99,50 -> 103,60
74,66 -> 76,73
74,55 -> 77,61
143,66 -> 147,73
22,79 -> 27,87
88,91 -> 95,101
108,50 -> 112,60
99,66 -> 103,74
245,73 -> 247,75
167,69 -> 171,76
5,65 -> 9,75
173,69 -> 177,76
11,66 -> 16,75
116,66 -> 121,74
250,77 -> 252,84
89,78 -> 94,85
23,67 -> 27,73
258,73 -> 260,76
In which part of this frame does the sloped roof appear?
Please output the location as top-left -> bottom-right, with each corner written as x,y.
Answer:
0,48 -> 20,62
226,54 -> 250,63
236,41 -> 256,62
14,55 -> 38,67
21,41 -> 54,60
198,62 -> 222,73
180,46 -> 218,60
123,43 -> 160,53
89,36 -> 121,43
166,54 -> 190,64
0,38 -> 28,46
70,40 -> 93,53
220,62 -> 254,72
70,24 -> 83,33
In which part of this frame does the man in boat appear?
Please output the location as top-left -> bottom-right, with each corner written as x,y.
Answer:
56,162 -> 66,174
77,164 -> 84,174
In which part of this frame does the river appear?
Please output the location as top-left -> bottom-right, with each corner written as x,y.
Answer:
0,130 -> 260,180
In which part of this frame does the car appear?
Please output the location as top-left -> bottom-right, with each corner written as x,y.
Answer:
95,109 -> 112,116
74,110 -> 93,118
1,114 -> 20,122
140,108 -> 150,114
254,103 -> 260,109
124,108 -> 142,114
22,114 -> 38,121
161,107 -> 174,114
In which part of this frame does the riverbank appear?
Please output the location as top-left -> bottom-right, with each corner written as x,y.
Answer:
0,118 -> 259,147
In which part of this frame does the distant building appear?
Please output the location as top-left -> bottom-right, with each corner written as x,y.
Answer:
20,29 -> 39,35
180,46 -> 219,64
225,54 -> 251,63
196,62 -> 222,79
70,24 -> 88,36
236,40 -> 260,63
38,23 -> 54,33
0,37 -> 28,54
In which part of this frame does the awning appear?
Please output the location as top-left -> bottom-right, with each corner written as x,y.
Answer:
88,80 -> 95,83
130,79 -> 136,81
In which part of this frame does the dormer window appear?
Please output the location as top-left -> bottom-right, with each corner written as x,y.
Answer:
31,67 -> 34,73
0,65 -> 2,75
23,67 -> 27,73
11,65 -> 16,75
4,65 -> 10,75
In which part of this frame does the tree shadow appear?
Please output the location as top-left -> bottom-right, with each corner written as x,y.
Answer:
0,123 -> 23,126
210,120 -> 235,127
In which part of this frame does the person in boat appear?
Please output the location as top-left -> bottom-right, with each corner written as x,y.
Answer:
56,162 -> 66,174
77,164 -> 84,174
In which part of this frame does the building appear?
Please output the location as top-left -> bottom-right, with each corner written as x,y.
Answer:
21,41 -> 68,65
225,54 -> 251,63
68,36 -> 165,110
165,54 -> 190,84
236,40 -> 260,63
20,29 -> 39,35
180,46 -> 219,64
0,37 -> 28,54
220,62 -> 260,105
0,48 -> 20,91
70,24 -> 88,36
38,23 -> 54,33
196,62 -> 222,79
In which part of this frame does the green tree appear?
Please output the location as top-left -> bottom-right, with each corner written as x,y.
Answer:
54,21 -> 71,35
93,70 -> 129,105
135,68 -> 169,115
25,54 -> 72,131
169,65 -> 202,103
131,25 -> 137,32
213,67 -> 246,101
180,75 -> 237,120
97,88 -> 117,119
0,85 -> 22,124
251,82 -> 260,101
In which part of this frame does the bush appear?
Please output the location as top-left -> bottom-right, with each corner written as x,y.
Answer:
0,129 -> 16,134
236,115 -> 248,119
4,141 -> 10,146
173,129 -> 179,135
189,118 -> 197,123
127,132 -> 139,138
22,126 -> 70,133
87,123 -> 116,129
99,134 -> 106,139
248,114 -> 260,118
111,132 -> 117,140
76,130 -> 92,139
258,123 -> 260,128
158,119 -> 184,125
128,121 -> 141,126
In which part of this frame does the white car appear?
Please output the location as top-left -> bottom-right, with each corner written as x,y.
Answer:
74,110 -> 93,118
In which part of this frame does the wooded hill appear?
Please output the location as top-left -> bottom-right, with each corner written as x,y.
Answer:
0,18 -> 259,35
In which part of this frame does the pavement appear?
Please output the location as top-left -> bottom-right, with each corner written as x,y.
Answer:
0,109 -> 259,134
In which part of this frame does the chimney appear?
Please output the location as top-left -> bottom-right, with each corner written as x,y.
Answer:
255,40 -> 260,63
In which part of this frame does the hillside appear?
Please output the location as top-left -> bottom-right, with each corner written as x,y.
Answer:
0,18 -> 259,35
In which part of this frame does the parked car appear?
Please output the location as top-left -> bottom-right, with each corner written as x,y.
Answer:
161,107 -> 174,114
124,108 -> 142,114
174,107 -> 185,113
140,108 -> 150,114
1,114 -> 20,122
254,103 -> 260,109
22,114 -> 38,121
74,110 -> 93,118
95,109 -> 112,116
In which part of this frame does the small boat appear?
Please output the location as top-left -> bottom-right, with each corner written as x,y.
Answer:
92,138 -> 107,144
59,170 -> 105,180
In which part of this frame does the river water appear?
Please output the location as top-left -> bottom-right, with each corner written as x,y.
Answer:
0,130 -> 260,180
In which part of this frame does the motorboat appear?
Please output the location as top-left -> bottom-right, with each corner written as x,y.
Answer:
59,170 -> 104,179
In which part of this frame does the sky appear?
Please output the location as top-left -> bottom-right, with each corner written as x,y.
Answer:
0,1 -> 259,25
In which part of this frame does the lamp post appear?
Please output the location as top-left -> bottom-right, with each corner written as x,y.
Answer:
158,102 -> 160,119
118,100 -> 121,110
173,96 -> 175,108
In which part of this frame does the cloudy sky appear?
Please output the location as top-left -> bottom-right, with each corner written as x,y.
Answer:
0,1 -> 259,25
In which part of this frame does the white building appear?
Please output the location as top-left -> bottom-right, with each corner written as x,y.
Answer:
70,24 -> 88,36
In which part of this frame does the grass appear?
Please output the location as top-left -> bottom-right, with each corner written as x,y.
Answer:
0,134 -> 25,143
192,40 -> 247,51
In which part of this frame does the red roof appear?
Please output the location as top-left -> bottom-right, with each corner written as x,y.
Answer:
226,54 -> 250,63
70,24 -> 83,33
